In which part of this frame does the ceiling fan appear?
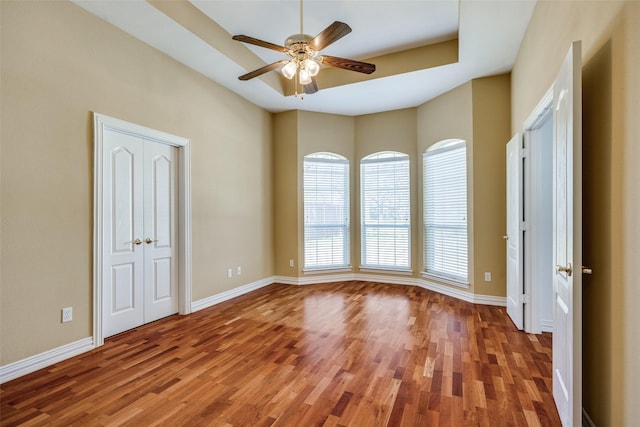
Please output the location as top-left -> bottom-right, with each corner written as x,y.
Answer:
232,0 -> 376,96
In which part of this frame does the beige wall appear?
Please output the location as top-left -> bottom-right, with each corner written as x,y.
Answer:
297,111 -> 356,159
511,0 -> 640,424
471,75 -> 510,297
621,4 -> 640,425
273,111 -> 299,276
0,1 -> 273,364
417,82 -> 474,147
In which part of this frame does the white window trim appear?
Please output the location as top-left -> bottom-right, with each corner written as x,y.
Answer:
360,266 -> 413,275
303,266 -> 353,275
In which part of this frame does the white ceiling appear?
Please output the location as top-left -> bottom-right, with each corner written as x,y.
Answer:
73,0 -> 536,116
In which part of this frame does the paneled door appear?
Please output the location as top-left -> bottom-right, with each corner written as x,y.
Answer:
552,41 -> 582,427
102,129 -> 178,338
506,133 -> 524,330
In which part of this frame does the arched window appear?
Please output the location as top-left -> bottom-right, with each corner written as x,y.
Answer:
303,152 -> 350,270
360,151 -> 411,270
423,139 -> 468,283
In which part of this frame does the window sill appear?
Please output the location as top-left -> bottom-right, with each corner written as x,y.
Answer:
303,267 -> 352,275
421,272 -> 469,289
359,266 -> 413,276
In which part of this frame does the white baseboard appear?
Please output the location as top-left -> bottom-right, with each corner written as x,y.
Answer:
541,319 -> 554,333
274,273 -> 357,286
470,293 -> 507,307
191,276 -> 273,312
418,277 -> 506,306
0,337 -> 94,384
273,273 -> 507,307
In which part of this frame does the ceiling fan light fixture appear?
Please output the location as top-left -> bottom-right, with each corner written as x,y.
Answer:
304,58 -> 320,77
298,68 -> 312,85
281,60 -> 297,79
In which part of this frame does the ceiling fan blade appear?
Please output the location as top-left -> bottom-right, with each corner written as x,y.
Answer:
303,77 -> 319,94
321,55 -> 376,74
232,35 -> 288,53
309,21 -> 352,51
238,60 -> 289,81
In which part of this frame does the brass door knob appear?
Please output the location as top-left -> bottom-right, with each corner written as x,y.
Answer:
133,238 -> 143,245
582,266 -> 593,275
145,238 -> 159,244
556,263 -> 573,277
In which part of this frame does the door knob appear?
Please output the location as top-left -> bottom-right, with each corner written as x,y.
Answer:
582,266 -> 593,275
556,262 -> 573,277
145,237 -> 159,244
133,238 -> 143,245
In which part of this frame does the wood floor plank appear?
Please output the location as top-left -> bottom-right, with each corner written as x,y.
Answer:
0,281 -> 561,426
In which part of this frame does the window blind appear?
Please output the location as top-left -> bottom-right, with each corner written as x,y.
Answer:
423,141 -> 468,282
361,152 -> 411,270
303,153 -> 350,269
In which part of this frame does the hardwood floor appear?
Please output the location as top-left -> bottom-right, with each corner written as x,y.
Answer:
1,281 -> 560,426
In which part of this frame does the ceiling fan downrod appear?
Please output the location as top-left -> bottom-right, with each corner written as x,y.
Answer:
300,0 -> 304,35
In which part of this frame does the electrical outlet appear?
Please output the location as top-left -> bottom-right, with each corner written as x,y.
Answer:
484,272 -> 492,282
227,268 -> 233,278
289,259 -> 295,267
62,307 -> 73,323
237,266 -> 242,276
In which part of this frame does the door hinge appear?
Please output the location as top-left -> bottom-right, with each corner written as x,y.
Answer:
519,294 -> 530,304
520,148 -> 529,158
520,221 -> 529,231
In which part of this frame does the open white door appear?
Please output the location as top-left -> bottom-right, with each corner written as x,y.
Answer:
506,133 -> 524,330
552,41 -> 582,427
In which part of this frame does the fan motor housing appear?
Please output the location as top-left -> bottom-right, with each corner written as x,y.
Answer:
285,33 -> 315,56
284,33 -> 313,46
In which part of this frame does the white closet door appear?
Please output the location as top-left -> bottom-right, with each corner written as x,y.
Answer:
143,141 -> 178,323
103,130 -> 177,337
103,130 -> 145,337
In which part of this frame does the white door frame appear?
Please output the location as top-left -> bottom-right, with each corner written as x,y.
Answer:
93,113 -> 192,346
523,88 -> 553,334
